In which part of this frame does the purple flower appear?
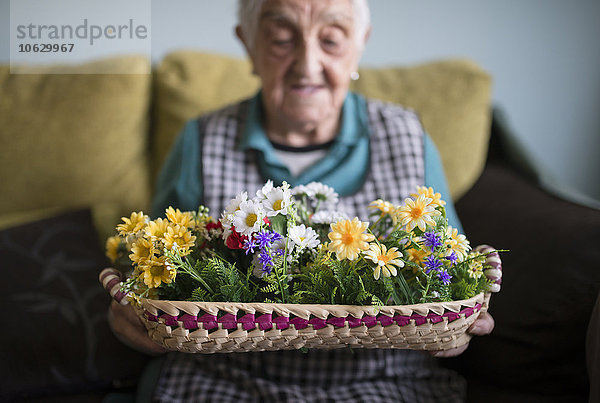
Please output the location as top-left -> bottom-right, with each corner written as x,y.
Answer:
445,251 -> 458,266
258,249 -> 274,273
243,238 -> 259,255
255,231 -> 272,249
424,255 -> 443,274
255,230 -> 283,249
422,231 -> 442,252
270,231 -> 283,243
437,269 -> 452,285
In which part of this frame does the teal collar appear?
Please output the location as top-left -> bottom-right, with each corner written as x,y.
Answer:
239,91 -> 369,190
239,91 -> 368,163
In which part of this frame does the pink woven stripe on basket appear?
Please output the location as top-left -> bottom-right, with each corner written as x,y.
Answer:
135,293 -> 490,352
99,268 -> 129,305
142,303 -> 484,331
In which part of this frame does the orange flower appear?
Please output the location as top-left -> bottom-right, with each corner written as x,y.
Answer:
364,243 -> 404,280
328,218 -> 375,261
394,195 -> 441,232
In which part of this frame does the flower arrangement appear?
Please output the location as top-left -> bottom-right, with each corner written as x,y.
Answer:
106,182 -> 500,308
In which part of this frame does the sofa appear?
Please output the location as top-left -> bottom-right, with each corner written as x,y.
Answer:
0,52 -> 597,402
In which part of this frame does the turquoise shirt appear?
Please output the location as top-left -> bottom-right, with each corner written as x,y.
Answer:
152,92 -> 462,231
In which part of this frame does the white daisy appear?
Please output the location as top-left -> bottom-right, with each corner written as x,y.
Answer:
221,191 -> 248,228
311,210 -> 349,225
288,224 -> 320,250
291,184 -> 311,198
232,200 -> 264,236
305,182 -> 339,204
262,186 -> 292,217
445,226 -> 471,261
219,212 -> 233,239
255,180 -> 274,200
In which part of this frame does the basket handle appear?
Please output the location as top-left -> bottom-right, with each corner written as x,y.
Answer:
474,245 -> 503,293
99,268 -> 130,305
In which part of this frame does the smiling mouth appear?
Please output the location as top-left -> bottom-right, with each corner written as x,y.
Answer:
290,84 -> 324,95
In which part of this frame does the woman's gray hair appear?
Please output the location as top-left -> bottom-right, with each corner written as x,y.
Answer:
237,0 -> 370,53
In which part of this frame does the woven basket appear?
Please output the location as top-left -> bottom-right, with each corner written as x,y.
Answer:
134,292 -> 490,353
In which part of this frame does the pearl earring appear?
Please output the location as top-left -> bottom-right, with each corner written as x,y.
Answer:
350,71 -> 360,81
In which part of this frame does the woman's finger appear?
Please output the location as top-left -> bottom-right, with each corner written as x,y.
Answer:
468,312 -> 495,336
430,342 -> 469,358
109,300 -> 167,355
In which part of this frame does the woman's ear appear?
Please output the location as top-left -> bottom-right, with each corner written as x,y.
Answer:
235,25 -> 247,49
353,25 -> 371,72
235,25 -> 258,75
363,25 -> 372,46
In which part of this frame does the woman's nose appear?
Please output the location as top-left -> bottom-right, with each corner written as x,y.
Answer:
293,39 -> 322,78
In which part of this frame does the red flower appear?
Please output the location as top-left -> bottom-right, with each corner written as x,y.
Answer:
226,228 -> 247,250
206,221 -> 223,231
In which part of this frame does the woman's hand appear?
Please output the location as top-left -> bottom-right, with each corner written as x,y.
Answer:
430,244 -> 502,358
100,268 -> 167,355
108,299 -> 167,356
429,311 -> 495,358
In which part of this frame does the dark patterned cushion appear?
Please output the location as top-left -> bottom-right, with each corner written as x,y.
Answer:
0,209 -> 148,401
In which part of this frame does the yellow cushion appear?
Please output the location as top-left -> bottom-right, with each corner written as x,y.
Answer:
352,60 -> 492,200
152,52 -> 260,178
153,52 -> 492,200
0,56 -> 152,228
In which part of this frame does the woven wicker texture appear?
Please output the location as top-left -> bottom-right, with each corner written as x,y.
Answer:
136,293 -> 489,353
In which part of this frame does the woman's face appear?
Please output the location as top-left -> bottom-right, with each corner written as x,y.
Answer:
246,0 -> 364,133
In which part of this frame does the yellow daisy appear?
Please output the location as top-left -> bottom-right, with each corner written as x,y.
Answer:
327,218 -> 375,261
140,256 -> 175,288
105,235 -> 122,263
467,252 -> 485,279
129,237 -> 156,265
165,206 -> 195,229
368,199 -> 396,216
364,243 -> 405,280
405,247 -> 429,272
445,226 -> 470,261
116,211 -> 148,236
394,195 -> 441,232
126,293 -> 142,307
145,218 -> 170,240
163,224 -> 196,253
411,186 -> 446,208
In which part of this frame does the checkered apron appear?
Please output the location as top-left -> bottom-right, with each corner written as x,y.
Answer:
152,98 -> 466,402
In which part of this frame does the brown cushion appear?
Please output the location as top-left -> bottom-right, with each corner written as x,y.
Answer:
0,56 -> 152,230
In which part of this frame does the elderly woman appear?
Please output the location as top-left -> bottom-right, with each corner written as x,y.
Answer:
110,0 -> 495,401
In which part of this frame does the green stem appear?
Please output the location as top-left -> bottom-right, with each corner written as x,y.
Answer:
275,238 -> 292,303
421,271 -> 433,300
185,263 -> 216,295
314,199 -> 322,214
167,249 -> 216,295
384,277 -> 403,305
394,271 -> 415,304
274,265 -> 287,303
